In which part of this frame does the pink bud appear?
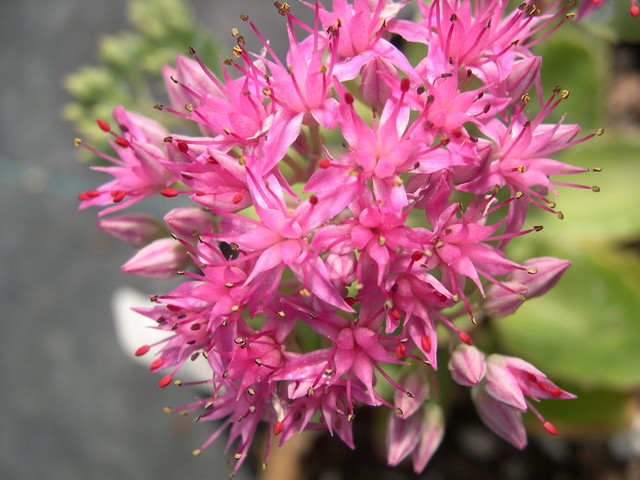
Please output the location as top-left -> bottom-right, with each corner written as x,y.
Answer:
121,238 -> 190,278
411,403 -> 445,474
325,253 -> 357,286
394,372 -> 430,419
504,56 -> 541,104
163,207 -> 214,244
471,387 -> 527,450
360,57 -> 398,111
97,213 -> 164,247
483,281 -> 528,318
484,355 -> 528,411
448,344 -> 487,387
511,257 -> 571,299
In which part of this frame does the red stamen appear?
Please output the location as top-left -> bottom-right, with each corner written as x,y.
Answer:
543,421 -> 558,435
167,305 -> 182,311
232,192 -> 244,204
111,191 -> 125,203
308,195 -> 318,205
78,190 -> 101,201
273,421 -> 284,435
318,158 -> 331,169
421,335 -> 432,353
158,375 -> 173,388
161,188 -> 179,198
400,77 -> 411,92
390,309 -> 401,320
96,119 -> 111,132
150,358 -> 164,370
395,343 -> 406,359
135,345 -> 151,356
114,137 -> 131,148
177,140 -> 189,153
344,92 -> 355,105
459,331 -> 473,345
411,251 -> 423,262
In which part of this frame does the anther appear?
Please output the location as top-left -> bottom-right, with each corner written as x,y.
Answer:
459,332 -> 473,345
163,407 -> 172,414
188,46 -> 196,55
154,104 -> 164,110
534,225 -> 543,232
177,140 -> 189,153
318,158 -> 331,169
395,407 -> 404,416
344,92 -> 355,105
97,119 -> 111,132
556,211 -> 564,220
114,137 -> 130,148
596,128 -> 604,136
135,345 -> 150,356
231,27 -> 239,36
400,77 -> 410,92
591,185 -> 600,192
543,421 -> 558,435
161,188 -> 179,197
158,375 -> 172,388
192,449 -> 201,456
74,138 -> 82,146
527,268 -> 538,274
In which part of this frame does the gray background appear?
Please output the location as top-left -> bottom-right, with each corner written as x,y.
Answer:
0,1 -> 299,479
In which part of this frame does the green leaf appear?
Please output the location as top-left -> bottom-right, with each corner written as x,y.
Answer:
530,134 -> 640,246
494,246 -> 640,390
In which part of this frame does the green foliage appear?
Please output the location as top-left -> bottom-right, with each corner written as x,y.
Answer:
63,0 -> 221,158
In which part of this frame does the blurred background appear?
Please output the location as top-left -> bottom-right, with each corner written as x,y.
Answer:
1,1 -> 639,479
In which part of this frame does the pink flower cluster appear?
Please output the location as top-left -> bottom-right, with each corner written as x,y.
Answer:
78,0 -> 603,473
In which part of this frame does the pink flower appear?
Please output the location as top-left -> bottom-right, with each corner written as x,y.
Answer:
76,0 -> 600,469
77,107 -> 173,216
472,354 -> 575,448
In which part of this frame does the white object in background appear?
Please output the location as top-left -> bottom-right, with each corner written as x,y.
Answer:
111,286 -> 212,382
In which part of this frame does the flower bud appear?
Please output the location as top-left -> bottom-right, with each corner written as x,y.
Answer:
511,257 -> 571,299
325,252 -> 357,286
360,57 -> 397,111
164,207 -> 214,245
97,213 -> 164,247
483,281 -> 528,318
394,372 -> 430,419
411,403 -> 445,474
121,238 -> 190,278
448,344 -> 487,387
471,386 -> 527,449
503,56 -> 541,104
